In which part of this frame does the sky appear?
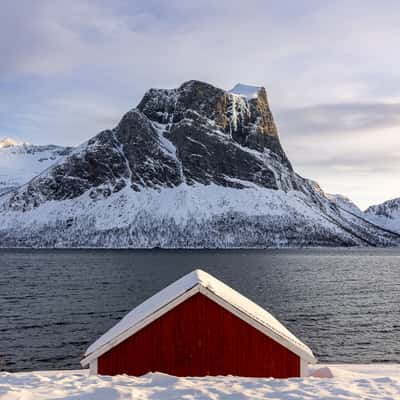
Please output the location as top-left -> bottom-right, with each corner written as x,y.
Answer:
1,0 -> 399,209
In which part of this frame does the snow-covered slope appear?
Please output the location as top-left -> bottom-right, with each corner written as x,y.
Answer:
1,366 -> 399,399
328,194 -> 400,235
0,138 -> 71,195
1,182 -> 398,247
0,81 -> 399,247
365,198 -> 400,233
326,194 -> 363,216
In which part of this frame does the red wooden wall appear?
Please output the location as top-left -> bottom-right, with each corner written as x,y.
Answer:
98,293 -> 300,377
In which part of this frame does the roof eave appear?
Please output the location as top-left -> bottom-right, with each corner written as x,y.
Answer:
81,284 -> 201,366
82,283 -> 317,366
198,285 -> 317,364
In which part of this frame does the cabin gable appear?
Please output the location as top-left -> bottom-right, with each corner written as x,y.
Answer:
97,292 -> 300,377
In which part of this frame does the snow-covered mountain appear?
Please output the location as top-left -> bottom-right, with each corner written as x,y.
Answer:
364,198 -> 400,234
0,138 -> 72,195
326,194 -> 363,216
0,80 -> 399,247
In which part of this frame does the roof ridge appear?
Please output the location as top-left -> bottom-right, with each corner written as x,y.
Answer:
193,270 -> 314,356
82,269 -> 316,365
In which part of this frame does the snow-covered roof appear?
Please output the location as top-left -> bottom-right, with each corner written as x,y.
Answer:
82,269 -> 316,365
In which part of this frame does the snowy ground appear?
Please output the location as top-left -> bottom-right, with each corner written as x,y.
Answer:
0,365 -> 399,399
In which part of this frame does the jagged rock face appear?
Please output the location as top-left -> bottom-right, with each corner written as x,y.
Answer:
138,80 -> 294,188
165,110 -> 280,188
5,80 -> 297,210
138,80 -> 291,168
7,132 -> 127,208
138,81 -> 227,126
116,110 -> 182,190
6,110 -> 184,209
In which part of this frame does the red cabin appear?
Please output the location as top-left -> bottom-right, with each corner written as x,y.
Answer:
81,269 -> 316,377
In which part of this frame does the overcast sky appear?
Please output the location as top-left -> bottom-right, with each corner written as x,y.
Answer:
1,0 -> 399,209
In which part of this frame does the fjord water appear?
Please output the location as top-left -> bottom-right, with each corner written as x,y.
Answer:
0,248 -> 399,372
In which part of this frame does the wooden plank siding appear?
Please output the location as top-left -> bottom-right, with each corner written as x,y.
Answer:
98,293 -> 300,377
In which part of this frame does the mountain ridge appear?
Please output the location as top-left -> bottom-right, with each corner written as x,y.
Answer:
0,80 -> 399,247
0,140 -> 72,196
364,198 -> 400,234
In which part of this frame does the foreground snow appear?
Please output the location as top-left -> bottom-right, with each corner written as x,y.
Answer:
0,365 -> 399,399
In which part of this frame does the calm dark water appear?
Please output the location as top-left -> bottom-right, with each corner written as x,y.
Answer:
0,248 -> 399,371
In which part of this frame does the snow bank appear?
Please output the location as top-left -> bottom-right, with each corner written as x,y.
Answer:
0,365 -> 399,399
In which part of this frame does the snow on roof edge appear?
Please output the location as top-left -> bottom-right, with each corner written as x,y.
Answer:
83,269 -> 316,363
84,270 -> 203,356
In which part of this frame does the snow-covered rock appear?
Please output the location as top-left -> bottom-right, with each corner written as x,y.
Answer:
0,365 -> 399,399
0,139 -> 71,195
365,198 -> 400,233
229,83 -> 262,100
326,194 -> 363,216
0,80 -> 399,247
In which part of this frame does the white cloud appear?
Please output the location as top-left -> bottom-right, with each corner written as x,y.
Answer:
1,0 -> 400,207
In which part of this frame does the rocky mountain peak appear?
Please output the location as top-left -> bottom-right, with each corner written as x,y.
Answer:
1,82 -> 400,248
4,80 -> 298,211
138,80 -> 290,168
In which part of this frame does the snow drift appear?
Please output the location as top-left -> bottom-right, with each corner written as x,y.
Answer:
0,365 -> 399,399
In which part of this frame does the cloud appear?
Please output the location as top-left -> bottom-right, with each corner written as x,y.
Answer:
0,92 -> 125,146
273,100 -> 400,209
276,102 -> 400,136
1,0 -> 400,208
